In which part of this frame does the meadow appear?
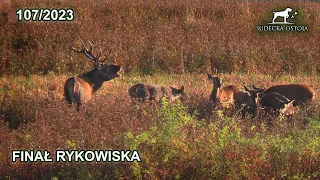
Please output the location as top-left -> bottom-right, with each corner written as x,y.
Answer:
1,74 -> 320,179
0,0 -> 320,179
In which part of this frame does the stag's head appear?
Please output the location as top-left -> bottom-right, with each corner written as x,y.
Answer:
96,64 -> 121,81
72,40 -> 121,81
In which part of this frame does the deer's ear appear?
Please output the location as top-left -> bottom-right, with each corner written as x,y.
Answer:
180,85 -> 185,91
289,99 -> 295,105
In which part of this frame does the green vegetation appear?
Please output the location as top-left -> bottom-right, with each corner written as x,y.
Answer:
1,0 -> 320,179
0,74 -> 320,179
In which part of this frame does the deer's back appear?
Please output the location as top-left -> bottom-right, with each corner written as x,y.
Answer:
218,85 -> 239,103
149,85 -> 167,101
129,84 -> 163,102
262,84 -> 315,105
129,83 -> 148,99
129,83 -> 178,102
234,91 -> 250,105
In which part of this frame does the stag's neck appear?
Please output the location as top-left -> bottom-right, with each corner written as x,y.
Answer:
80,69 -> 105,92
210,87 -> 219,103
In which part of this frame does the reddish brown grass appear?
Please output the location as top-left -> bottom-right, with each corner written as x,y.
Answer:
0,0 -> 319,75
0,74 -> 319,179
0,0 -> 320,179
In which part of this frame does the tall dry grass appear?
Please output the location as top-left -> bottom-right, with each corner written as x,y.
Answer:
0,0 -> 319,76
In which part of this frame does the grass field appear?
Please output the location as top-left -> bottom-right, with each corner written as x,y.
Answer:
1,0 -> 320,179
0,74 -> 320,179
1,0 -> 320,76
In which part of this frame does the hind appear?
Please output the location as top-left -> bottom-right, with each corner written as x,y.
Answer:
129,83 -> 150,102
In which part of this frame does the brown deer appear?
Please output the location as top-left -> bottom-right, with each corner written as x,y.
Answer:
129,83 -> 186,103
64,40 -> 121,111
207,73 -> 239,105
234,90 -> 259,119
260,84 -> 315,106
207,74 -> 258,119
260,92 -> 295,116
251,84 -> 315,106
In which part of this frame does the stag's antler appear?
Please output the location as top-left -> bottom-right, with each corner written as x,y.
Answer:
72,40 -> 107,63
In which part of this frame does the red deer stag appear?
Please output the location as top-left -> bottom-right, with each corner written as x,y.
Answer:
252,84 -> 315,106
129,83 -> 186,103
64,40 -> 121,111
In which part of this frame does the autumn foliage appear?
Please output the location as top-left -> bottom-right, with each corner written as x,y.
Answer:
1,0 -> 320,179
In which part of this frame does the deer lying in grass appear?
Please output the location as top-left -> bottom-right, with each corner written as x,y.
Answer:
64,40 -> 121,111
129,83 -> 187,103
259,92 -> 295,117
256,84 -> 315,106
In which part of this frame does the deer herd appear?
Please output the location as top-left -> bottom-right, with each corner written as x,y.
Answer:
64,40 -> 316,122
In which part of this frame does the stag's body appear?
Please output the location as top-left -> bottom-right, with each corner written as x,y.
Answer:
64,40 -> 121,111
261,84 -> 315,106
260,92 -> 295,116
65,77 -> 92,105
129,83 -> 186,103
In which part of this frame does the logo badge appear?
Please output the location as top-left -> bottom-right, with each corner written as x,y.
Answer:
256,7 -> 308,32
